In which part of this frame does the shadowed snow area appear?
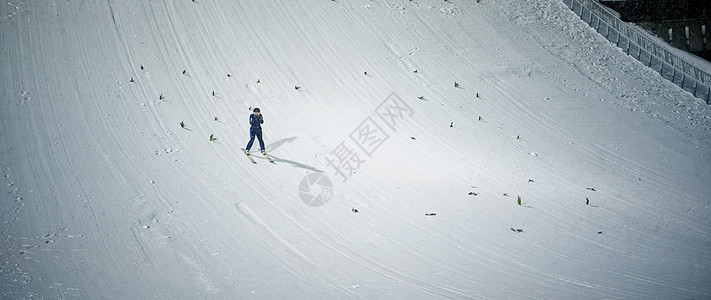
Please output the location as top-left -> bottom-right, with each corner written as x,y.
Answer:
1,0 -> 710,298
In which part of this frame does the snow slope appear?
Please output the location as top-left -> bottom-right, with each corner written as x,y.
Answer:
1,0 -> 710,298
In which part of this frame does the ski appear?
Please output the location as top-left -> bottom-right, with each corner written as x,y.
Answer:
263,152 -> 276,164
241,148 -> 256,164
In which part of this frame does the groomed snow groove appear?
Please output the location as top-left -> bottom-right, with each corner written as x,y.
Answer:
1,0 -> 710,299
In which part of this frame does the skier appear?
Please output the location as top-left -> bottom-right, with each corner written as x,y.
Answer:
245,107 -> 266,155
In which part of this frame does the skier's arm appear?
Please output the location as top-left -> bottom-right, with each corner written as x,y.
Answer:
259,114 -> 264,124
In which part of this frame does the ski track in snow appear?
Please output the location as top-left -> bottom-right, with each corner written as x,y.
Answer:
1,0 -> 710,298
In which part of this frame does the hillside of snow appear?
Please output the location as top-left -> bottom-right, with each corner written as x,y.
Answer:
1,0 -> 710,298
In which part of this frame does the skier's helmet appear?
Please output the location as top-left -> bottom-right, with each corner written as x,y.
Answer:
253,107 -> 261,113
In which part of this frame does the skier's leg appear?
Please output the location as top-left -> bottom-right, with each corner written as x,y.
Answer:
257,130 -> 265,151
246,130 -> 256,150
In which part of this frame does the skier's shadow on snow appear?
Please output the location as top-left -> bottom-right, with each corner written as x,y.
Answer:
267,136 -> 298,152
264,137 -> 324,173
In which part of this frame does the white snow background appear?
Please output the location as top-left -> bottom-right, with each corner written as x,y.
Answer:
1,0 -> 710,298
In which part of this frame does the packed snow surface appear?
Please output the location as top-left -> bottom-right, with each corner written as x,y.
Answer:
1,0 -> 710,298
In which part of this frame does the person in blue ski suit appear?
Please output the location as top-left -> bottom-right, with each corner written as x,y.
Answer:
245,107 -> 265,154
